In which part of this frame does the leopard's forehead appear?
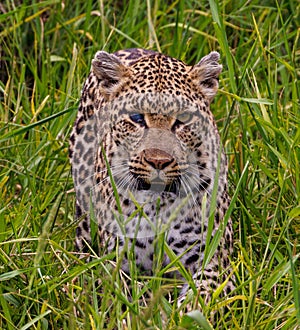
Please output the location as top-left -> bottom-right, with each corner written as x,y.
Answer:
113,49 -> 198,100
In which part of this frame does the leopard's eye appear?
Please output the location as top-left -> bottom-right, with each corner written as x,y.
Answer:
176,113 -> 192,124
129,113 -> 146,126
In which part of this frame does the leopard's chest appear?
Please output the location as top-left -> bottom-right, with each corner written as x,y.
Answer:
97,191 -> 209,275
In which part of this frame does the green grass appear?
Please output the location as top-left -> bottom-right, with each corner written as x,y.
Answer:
0,0 -> 299,329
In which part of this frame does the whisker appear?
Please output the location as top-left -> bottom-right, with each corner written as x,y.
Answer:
75,162 -> 128,186
185,163 -> 214,180
180,176 -> 198,208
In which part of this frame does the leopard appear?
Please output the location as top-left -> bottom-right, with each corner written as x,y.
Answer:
69,48 -> 234,309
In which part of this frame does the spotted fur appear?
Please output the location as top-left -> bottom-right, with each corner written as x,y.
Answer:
69,48 -> 234,305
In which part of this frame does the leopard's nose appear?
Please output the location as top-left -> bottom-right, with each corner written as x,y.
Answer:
143,148 -> 174,170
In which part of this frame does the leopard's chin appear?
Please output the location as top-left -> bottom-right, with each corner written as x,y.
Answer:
135,177 -> 180,195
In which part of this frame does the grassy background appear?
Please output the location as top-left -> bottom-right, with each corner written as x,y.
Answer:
0,0 -> 299,329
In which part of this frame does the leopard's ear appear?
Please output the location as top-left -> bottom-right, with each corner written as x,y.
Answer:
92,51 -> 131,93
190,51 -> 222,102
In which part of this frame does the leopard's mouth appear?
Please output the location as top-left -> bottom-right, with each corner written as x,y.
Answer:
135,177 -> 181,195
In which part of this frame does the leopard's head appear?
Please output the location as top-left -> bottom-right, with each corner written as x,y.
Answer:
91,50 -> 224,237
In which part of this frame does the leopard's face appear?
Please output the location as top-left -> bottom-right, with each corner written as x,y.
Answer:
92,90 -> 222,238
